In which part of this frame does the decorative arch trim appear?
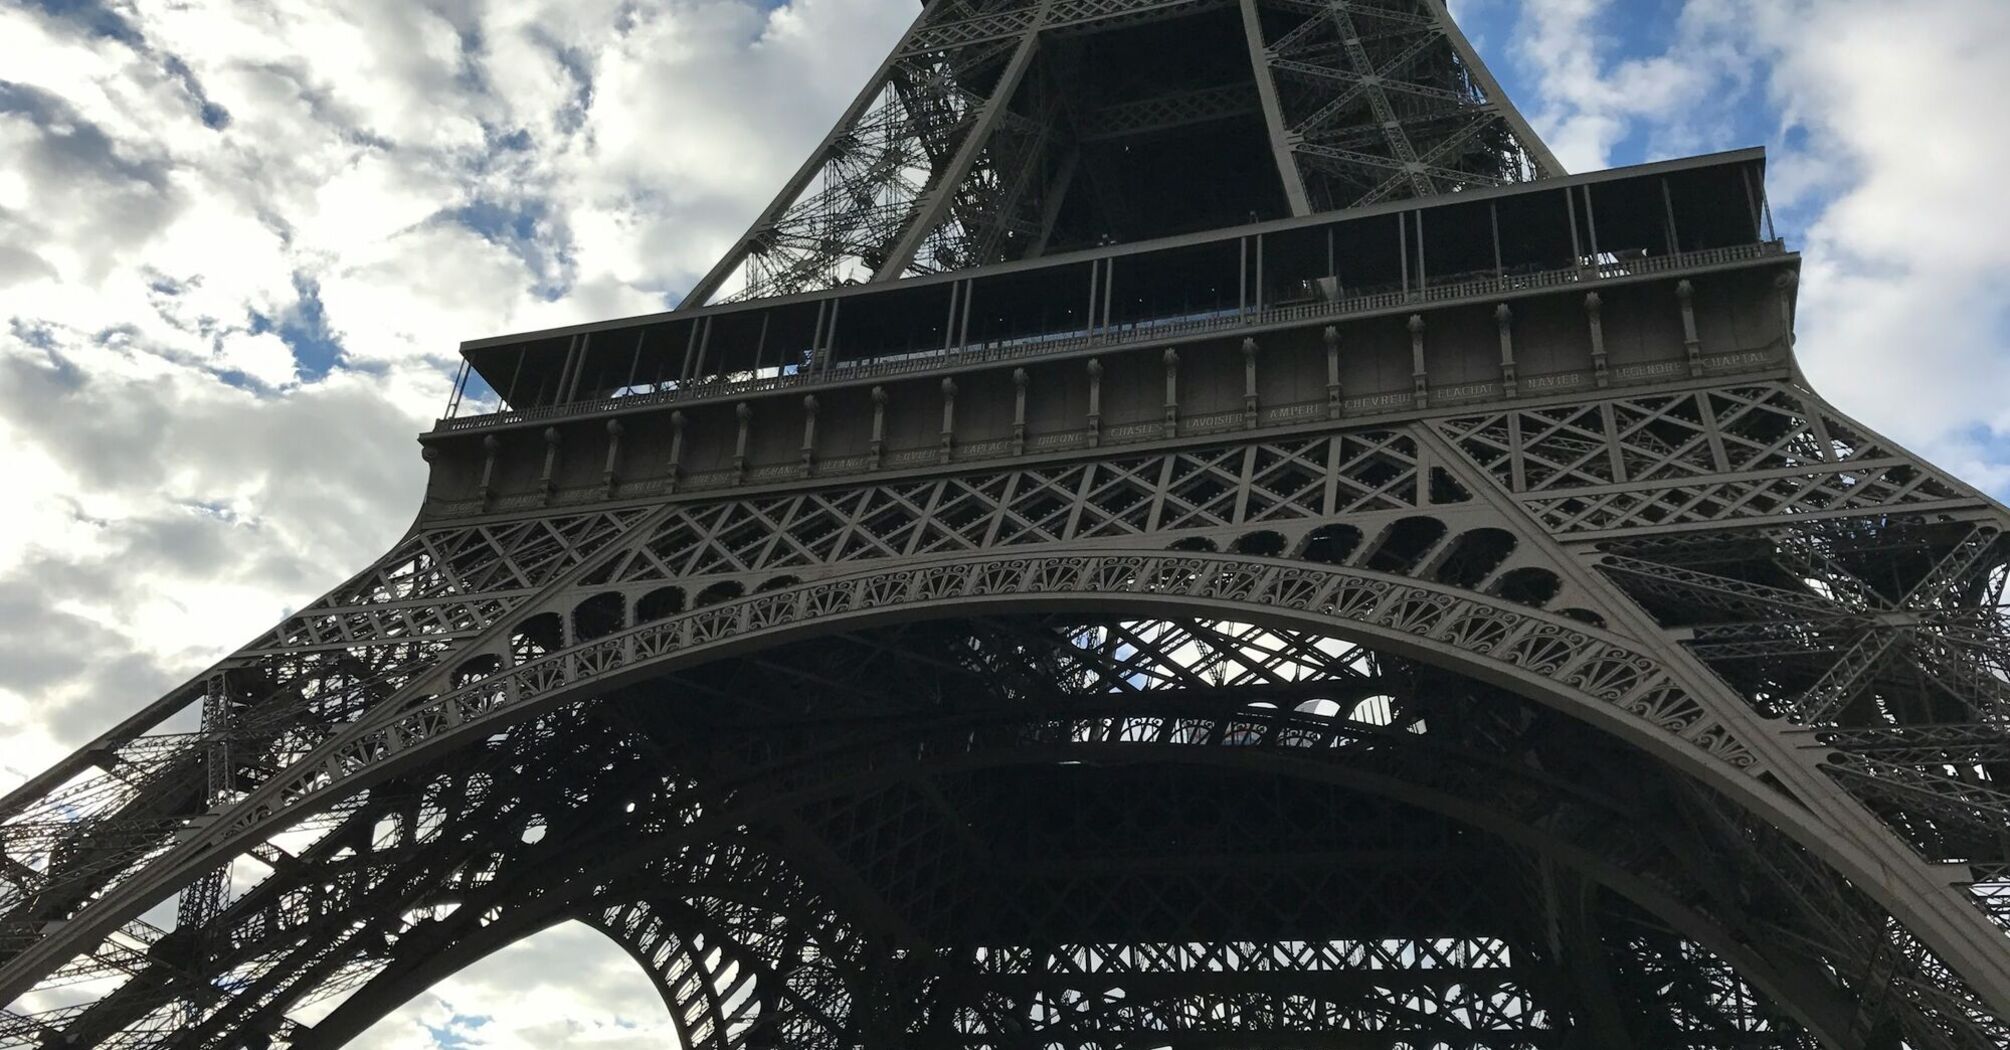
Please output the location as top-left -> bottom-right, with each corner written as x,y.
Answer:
0,549 -> 1961,1007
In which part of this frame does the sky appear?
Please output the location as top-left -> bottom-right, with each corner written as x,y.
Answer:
2,0 -> 2009,1044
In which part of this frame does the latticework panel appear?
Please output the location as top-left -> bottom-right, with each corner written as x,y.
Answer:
1434,383 -> 1977,536
1243,0 -> 1558,211
10,615 -> 1915,1047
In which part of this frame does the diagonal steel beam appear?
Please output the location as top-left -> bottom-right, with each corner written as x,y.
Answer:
1422,0 -> 1564,176
1241,0 -> 1314,215
872,19 -> 1046,281
677,16 -> 929,309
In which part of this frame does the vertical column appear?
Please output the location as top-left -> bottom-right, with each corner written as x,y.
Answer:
942,282 -> 960,354
622,332 -> 645,395
1324,325 -> 1343,419
869,386 -> 888,469
1239,0 -> 1313,215
1408,314 -> 1429,409
1012,369 -> 1030,455
666,411 -> 687,493
1083,264 -> 1099,342
939,378 -> 957,464
1162,348 -> 1180,439
1676,279 -> 1703,377
1585,292 -> 1609,388
559,334 -> 587,404
601,419 -> 624,498
1241,337 -> 1260,429
539,427 -> 563,505
732,403 -> 752,484
800,395 -> 819,478
679,319 -> 702,383
504,348 -> 529,410
1495,304 -> 1517,398
479,435 -> 500,509
874,28 -> 1045,281
1086,358 -> 1103,448
1775,270 -> 1799,349
445,360 -> 470,418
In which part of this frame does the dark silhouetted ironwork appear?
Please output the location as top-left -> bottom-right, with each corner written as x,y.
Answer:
4,1 -> 2009,1047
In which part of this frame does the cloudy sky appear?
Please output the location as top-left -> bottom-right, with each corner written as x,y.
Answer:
2,0 -> 2008,1043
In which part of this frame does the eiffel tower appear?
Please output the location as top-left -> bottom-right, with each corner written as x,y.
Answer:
6,0 -> 2010,1045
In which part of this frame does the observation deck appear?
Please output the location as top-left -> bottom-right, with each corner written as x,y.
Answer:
420,148 -> 1798,520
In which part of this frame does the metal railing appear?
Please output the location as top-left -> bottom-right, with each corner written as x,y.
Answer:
438,240 -> 1785,433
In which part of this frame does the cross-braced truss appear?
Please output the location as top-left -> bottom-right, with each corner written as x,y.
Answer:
7,0 -> 2010,1044
4,373 -> 2010,1047
7,614 -> 1947,1047
682,0 -> 1557,305
1241,0 -> 1560,212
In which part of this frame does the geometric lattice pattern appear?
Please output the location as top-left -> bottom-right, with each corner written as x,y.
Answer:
687,0 -> 1558,304
6,383 -> 2010,1046
1242,0 -> 1559,211
7,0 -> 2010,1046
1435,383 -> 1973,535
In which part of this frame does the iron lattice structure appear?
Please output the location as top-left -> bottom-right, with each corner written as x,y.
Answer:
680,0 -> 1557,305
6,1 -> 2010,1048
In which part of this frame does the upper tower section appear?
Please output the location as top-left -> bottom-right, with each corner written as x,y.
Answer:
682,0 -> 1562,306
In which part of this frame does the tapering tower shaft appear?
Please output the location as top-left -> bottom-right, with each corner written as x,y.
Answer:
682,0 -> 1559,306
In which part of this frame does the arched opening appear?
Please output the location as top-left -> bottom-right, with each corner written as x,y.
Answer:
509,612 -> 563,665
1296,524 -> 1362,565
1494,567 -> 1563,608
452,654 -> 502,688
1349,693 -> 1399,726
338,920 -> 675,1047
1362,516 -> 1446,575
635,585 -> 686,623
1559,607 -> 1608,629
694,580 -> 746,607
1229,530 -> 1287,557
469,610 -> 1841,1045
572,591 -> 626,643
1432,528 -> 1517,589
96,553 -> 1967,1049
1168,536 -> 1219,553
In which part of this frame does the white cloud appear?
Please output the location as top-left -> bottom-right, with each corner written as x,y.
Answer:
1509,0 -> 2010,492
215,330 -> 299,386
341,922 -> 677,1049
0,0 -> 913,1040
1741,0 -> 2010,475
1510,0 -> 1757,173
7,0 -> 2009,1043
